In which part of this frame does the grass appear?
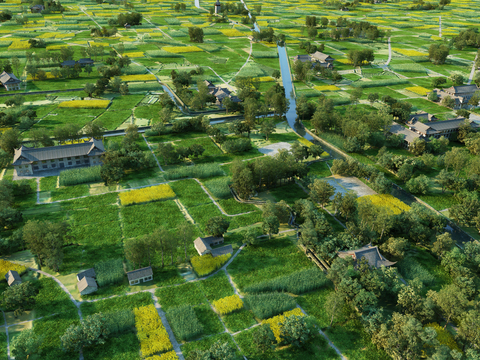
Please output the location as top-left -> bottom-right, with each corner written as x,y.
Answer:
181,333 -> 241,359
0,333 -> 6,360
268,183 -> 309,206
34,277 -> 78,317
228,237 -> 314,292
155,282 -> 207,311
194,304 -> 225,336
218,198 -> 258,215
222,309 -> 257,333
307,162 -> 332,178
80,292 -> 154,316
83,332 -> 141,360
196,271 -> 235,302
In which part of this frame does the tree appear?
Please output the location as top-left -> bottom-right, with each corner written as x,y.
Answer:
432,77 -> 447,88
187,340 -> 236,360
11,329 -> 43,360
380,237 -> 408,259
432,232 -> 454,259
309,179 -> 335,207
368,92 -> 379,105
260,119 -> 276,140
109,76 -> 122,92
409,138 -> 426,156
2,281 -> 37,317
458,310 -> 480,350
0,128 -> 22,155
429,44 -> 450,65
84,121 -> 105,140
232,167 -> 255,199
61,313 -> 110,353
428,284 -> 470,328
188,26 -> 204,43
325,291 -> 346,327
272,70 -> 281,80
262,216 -> 279,239
406,175 -> 430,195
119,82 -> 129,95
350,87 -> 363,105
84,83 -> 95,97
280,315 -> 311,348
397,278 -> 435,323
450,74 -> 464,86
441,95 -> 455,108
23,220 -> 69,271
332,191 -> 357,221
290,141 -> 309,162
253,324 -> 276,353
445,147 -> 470,176
205,216 -> 230,237
178,222 -> 195,262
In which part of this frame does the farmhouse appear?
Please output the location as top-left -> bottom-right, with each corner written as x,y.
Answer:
77,276 -> 98,295
0,71 -> 21,91
408,111 -> 437,123
203,80 -> 241,106
61,58 -> 94,68
389,117 -> 478,149
432,84 -> 479,108
293,52 -> 334,69
30,4 -> 44,12
5,270 -> 22,286
338,244 -> 396,269
127,266 -> 153,285
77,268 -> 96,281
194,236 -> 233,257
13,138 -> 104,176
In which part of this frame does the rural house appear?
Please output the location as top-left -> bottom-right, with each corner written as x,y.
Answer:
203,80 -> 241,106
5,270 -> 22,286
13,138 -> 105,176
432,84 -> 479,108
0,71 -> 21,91
194,236 -> 233,257
61,58 -> 94,68
30,4 -> 44,12
408,111 -> 438,123
77,276 -> 98,295
293,52 -> 335,69
77,268 -> 96,281
337,244 -> 396,269
127,266 -> 153,285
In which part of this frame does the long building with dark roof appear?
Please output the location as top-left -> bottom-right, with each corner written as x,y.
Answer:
13,138 -> 104,176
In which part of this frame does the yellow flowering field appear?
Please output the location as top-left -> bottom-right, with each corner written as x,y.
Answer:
8,40 -> 30,50
145,351 -> 179,360
119,184 -> 175,206
358,194 -> 410,215
262,308 -> 305,343
163,46 -> 203,53
123,52 -> 145,58
0,259 -> 27,280
392,48 -> 427,57
121,74 -> 157,82
298,137 -> 313,147
88,41 -> 110,47
431,35 -> 442,41
27,72 -> 57,80
314,85 -> 340,91
213,295 -> 243,315
191,253 -> 231,277
134,305 -> 173,357
405,86 -> 430,96
58,100 -> 111,109
219,29 -> 245,37
253,76 -> 274,82
46,45 -> 68,51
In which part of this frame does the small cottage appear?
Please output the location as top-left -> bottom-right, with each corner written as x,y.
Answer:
77,268 -> 96,281
337,244 -> 396,269
0,72 -> 21,91
194,236 -> 233,257
77,276 -> 98,295
127,266 -> 153,285
5,270 -> 22,286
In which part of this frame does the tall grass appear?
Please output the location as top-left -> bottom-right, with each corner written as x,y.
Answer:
351,79 -> 409,88
164,163 -> 224,180
59,166 -> 102,186
244,292 -> 296,319
94,258 -> 124,288
166,305 -> 203,341
244,268 -> 329,294
204,177 -> 232,199
104,309 -> 135,334
397,256 -> 436,286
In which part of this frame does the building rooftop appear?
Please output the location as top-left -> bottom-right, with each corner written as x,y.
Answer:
5,270 -> 21,286
126,266 -> 153,281
338,244 -> 396,268
389,122 -> 420,143
77,276 -> 97,293
0,71 -> 21,85
77,268 -> 96,281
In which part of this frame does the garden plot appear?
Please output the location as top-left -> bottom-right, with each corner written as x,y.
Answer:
325,175 -> 376,198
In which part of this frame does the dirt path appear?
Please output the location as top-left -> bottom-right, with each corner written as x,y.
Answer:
142,134 -> 164,172
1,310 -> 11,360
468,54 -> 478,85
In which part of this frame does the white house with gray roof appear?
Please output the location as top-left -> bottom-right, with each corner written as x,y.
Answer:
13,138 -> 104,176
194,236 -> 233,257
0,71 -> 21,91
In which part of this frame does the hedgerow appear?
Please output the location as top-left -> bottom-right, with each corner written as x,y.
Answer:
212,295 -> 243,315
245,292 -> 296,319
134,305 -> 173,357
244,268 -> 329,295
166,305 -> 203,341
59,166 -> 102,186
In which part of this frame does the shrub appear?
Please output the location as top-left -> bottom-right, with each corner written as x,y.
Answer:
163,163 -> 224,180
166,305 -> 203,341
94,258 -> 124,288
0,259 -> 27,281
244,268 -> 328,295
119,184 -> 176,206
222,138 -> 252,154
245,292 -> 296,319
212,295 -> 243,315
191,253 -> 231,277
104,309 -> 135,334
397,257 -> 436,286
59,165 -> 102,186
134,305 -> 173,356
262,308 -> 305,343
58,100 -> 110,109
